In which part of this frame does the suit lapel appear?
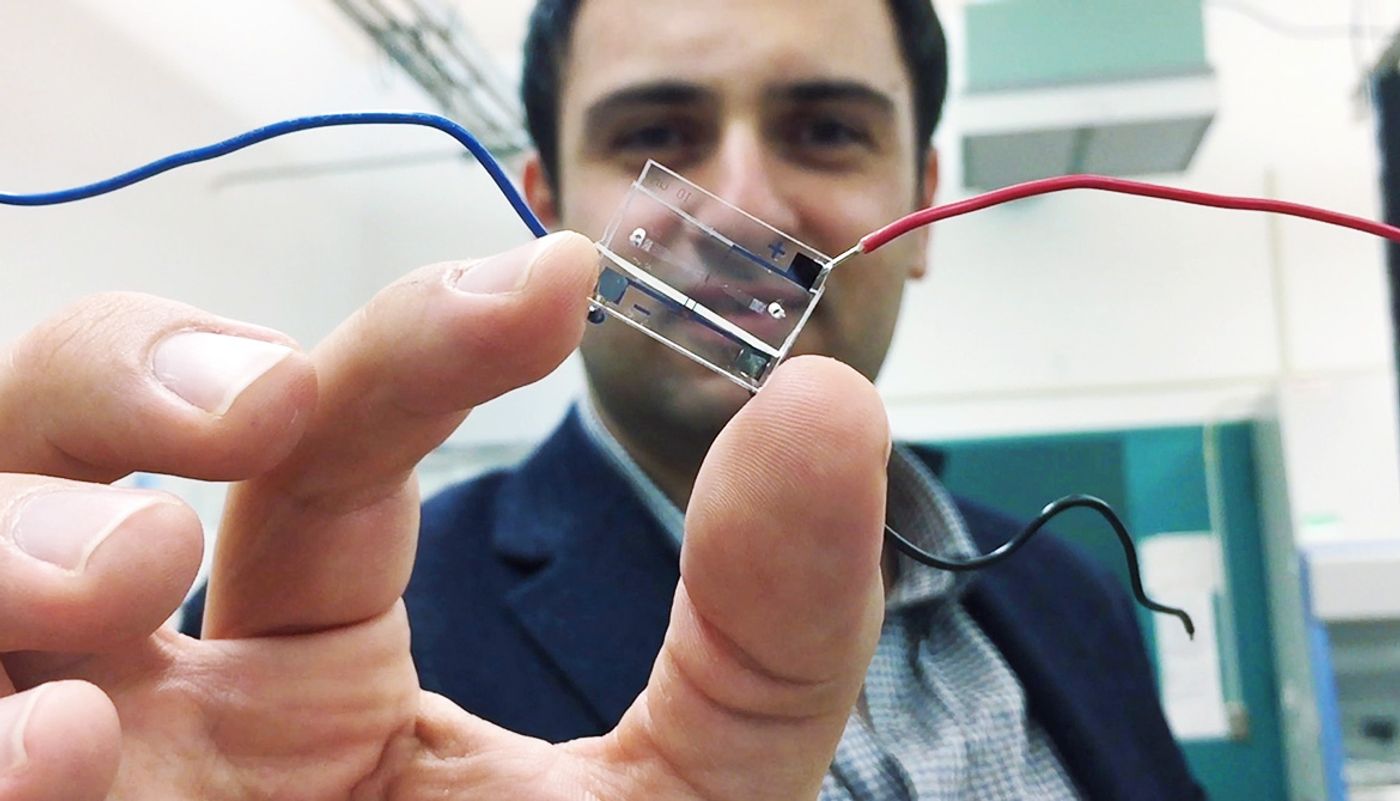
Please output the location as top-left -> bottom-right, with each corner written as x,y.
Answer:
493,410 -> 681,728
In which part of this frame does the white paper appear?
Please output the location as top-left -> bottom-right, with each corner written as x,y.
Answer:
1141,532 -> 1231,740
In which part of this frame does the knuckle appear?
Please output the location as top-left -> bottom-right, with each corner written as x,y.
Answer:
15,292 -> 164,375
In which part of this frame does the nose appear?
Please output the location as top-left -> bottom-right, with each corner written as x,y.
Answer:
700,125 -> 801,235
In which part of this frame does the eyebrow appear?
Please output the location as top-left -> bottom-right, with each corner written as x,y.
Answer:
583,81 -> 714,130
766,79 -> 897,113
582,78 -> 897,130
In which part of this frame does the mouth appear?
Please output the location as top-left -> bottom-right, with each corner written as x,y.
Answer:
685,285 -> 801,346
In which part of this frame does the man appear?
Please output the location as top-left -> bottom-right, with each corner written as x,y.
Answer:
0,4 -> 1197,801
388,0 -> 1203,799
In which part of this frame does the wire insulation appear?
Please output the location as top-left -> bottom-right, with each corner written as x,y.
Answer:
0,111 -> 548,238
886,496 -> 1195,637
859,173 -> 1400,253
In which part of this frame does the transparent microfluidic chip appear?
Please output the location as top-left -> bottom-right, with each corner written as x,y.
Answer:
590,161 -> 832,392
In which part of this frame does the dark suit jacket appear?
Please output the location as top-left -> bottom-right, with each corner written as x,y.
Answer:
184,409 -> 1203,800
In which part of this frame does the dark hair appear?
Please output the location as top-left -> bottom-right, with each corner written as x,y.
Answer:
521,0 -> 948,189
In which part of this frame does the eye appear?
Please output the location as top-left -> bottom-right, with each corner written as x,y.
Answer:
611,120 -> 698,154
795,116 -> 869,148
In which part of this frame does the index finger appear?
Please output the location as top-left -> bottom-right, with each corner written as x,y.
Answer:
203,232 -> 598,639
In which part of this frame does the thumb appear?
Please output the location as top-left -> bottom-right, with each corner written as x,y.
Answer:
608,356 -> 889,801
0,681 -> 120,801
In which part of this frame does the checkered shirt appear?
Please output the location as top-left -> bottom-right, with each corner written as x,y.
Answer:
579,401 -> 1084,800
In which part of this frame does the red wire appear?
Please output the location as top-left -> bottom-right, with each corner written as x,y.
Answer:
858,173 -> 1400,253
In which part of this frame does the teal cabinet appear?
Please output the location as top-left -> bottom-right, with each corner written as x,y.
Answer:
932,424 -> 1288,800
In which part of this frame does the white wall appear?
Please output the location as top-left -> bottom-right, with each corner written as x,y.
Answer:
0,0 -> 548,344
4,0 -> 1399,542
889,0 -> 1392,417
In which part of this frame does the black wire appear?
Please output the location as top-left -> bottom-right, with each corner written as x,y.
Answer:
885,494 -> 1196,639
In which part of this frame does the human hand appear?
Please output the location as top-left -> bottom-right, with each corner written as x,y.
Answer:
0,231 -> 889,800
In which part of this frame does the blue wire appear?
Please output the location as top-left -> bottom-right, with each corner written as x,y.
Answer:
0,111 -> 548,239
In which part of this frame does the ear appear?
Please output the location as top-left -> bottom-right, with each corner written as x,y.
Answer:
523,153 -> 560,229
909,148 -> 939,280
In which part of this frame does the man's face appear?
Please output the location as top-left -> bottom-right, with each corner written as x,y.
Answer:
529,0 -> 936,445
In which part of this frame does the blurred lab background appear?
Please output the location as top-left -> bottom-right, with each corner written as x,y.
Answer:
3,1 -> 1400,799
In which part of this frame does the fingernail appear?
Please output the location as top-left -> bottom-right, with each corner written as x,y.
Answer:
9,490 -> 158,572
153,332 -> 293,415
0,688 -> 43,774
454,236 -> 553,295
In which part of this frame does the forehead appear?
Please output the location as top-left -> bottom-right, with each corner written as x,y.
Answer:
561,0 -> 911,111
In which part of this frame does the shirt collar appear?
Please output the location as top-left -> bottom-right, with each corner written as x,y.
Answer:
883,444 -> 979,609
577,397 -> 686,548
